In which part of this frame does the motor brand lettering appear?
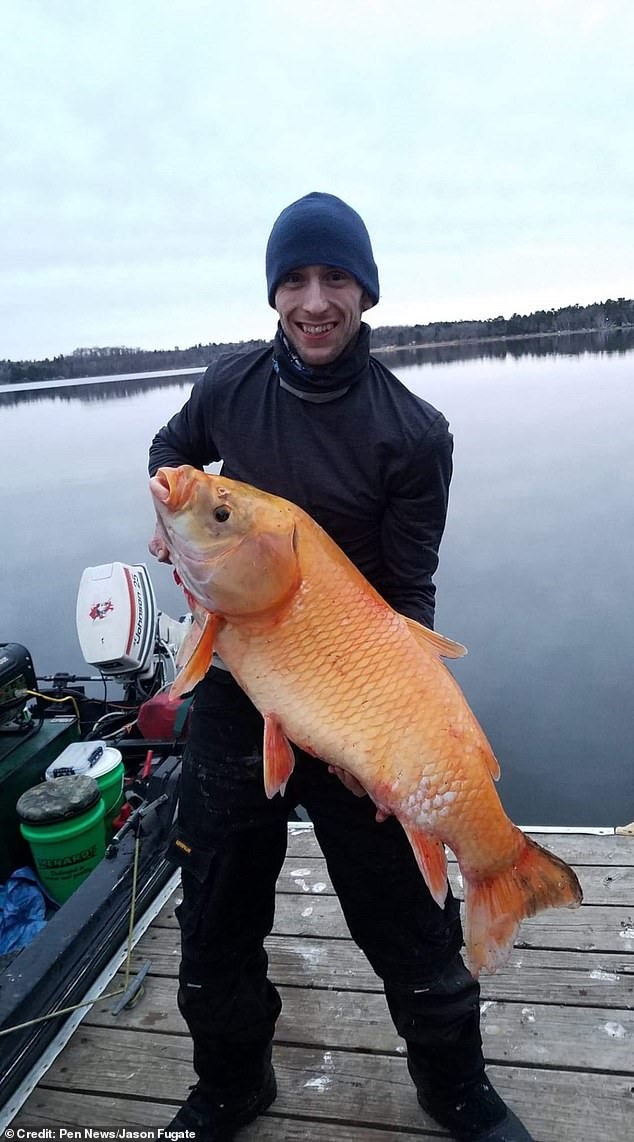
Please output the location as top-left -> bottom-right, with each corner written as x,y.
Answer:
132,572 -> 144,645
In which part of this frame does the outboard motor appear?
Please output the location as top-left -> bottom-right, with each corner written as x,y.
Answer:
75,562 -> 192,704
76,563 -> 158,680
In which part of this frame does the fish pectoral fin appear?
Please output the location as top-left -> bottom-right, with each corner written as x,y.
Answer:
175,614 -> 205,669
170,612 -> 218,698
402,616 -> 467,659
482,744 -> 501,781
263,714 -> 296,798
402,825 -> 448,909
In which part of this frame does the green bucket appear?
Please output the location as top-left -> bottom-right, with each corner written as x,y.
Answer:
17,775 -> 106,904
83,748 -> 124,834
46,743 -> 125,837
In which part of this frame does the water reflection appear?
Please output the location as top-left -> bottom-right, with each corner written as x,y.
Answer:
375,326 -> 634,370
0,371 -> 203,409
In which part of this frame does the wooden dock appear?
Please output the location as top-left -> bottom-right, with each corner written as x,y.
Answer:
10,825 -> 634,1140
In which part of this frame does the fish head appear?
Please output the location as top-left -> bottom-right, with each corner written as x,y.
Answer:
149,465 -> 300,617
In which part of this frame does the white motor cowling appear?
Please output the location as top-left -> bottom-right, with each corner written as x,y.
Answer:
76,563 -> 158,678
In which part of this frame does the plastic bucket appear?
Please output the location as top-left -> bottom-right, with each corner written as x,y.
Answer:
84,749 -> 124,833
17,775 -> 106,904
46,743 -> 124,835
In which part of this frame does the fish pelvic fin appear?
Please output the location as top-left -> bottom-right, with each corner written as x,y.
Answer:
170,612 -> 218,698
263,714 -> 296,798
402,825 -> 449,909
402,616 -> 467,659
463,831 -> 583,976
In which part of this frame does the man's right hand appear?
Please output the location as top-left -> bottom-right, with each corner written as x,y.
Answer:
148,529 -> 172,563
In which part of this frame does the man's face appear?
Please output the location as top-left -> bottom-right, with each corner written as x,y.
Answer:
274,265 -> 372,367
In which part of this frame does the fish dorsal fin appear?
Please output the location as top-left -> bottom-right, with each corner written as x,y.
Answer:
171,612 -> 218,698
263,714 -> 296,798
402,825 -> 448,909
402,616 -> 467,659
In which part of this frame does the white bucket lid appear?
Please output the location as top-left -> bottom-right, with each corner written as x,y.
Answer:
45,741 -> 121,781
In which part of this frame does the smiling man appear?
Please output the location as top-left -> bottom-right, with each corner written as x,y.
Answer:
275,263 -> 371,365
266,191 -> 377,368
148,192 -> 533,1142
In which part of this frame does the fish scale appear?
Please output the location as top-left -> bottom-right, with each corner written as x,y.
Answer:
150,465 -> 583,974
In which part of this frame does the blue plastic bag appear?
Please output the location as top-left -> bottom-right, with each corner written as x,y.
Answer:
0,867 -> 47,954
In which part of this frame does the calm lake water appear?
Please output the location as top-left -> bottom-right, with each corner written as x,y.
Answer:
1,331 -> 632,826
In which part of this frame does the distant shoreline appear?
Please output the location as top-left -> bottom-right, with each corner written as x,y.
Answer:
375,324 -> 634,353
0,366 -> 207,395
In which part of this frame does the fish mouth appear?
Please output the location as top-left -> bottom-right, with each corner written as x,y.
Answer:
150,468 -> 188,509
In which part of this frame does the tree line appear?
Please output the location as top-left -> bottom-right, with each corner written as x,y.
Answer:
1,297 -> 632,385
0,340 -> 270,385
370,297 -> 634,349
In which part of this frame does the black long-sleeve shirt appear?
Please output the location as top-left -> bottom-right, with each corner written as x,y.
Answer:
149,341 -> 453,630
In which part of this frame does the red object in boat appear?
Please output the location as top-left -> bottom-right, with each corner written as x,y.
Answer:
137,691 -> 190,740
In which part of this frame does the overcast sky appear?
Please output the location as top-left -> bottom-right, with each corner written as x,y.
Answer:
2,0 -> 633,361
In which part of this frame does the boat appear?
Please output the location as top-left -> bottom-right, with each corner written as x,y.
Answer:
0,563 -> 189,1111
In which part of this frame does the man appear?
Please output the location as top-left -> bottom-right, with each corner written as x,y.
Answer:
148,192 -> 533,1142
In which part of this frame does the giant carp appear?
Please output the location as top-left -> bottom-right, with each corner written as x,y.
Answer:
150,465 -> 582,975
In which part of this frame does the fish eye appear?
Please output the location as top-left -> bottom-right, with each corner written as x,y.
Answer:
213,506 -> 231,523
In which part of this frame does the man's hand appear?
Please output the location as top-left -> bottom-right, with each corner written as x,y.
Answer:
327,765 -> 390,822
148,528 -> 172,563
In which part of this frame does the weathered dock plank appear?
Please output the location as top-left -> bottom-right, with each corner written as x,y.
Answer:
13,1090 -> 180,1132
274,856 -> 634,905
85,972 -> 633,1074
130,928 -> 634,1005
270,895 -> 634,954
16,1033 -> 633,1142
148,847 -> 634,928
15,1087 -> 435,1140
151,890 -> 634,954
285,826 -> 634,866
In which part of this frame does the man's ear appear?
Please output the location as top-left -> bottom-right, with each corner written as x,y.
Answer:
360,291 -> 375,313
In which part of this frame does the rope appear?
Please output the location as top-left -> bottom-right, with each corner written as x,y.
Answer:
0,831 -> 144,1037
123,823 -> 142,993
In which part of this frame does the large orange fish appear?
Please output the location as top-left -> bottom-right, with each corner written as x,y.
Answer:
150,465 -> 582,975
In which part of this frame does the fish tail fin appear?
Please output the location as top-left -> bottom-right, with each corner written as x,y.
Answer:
463,831 -> 583,976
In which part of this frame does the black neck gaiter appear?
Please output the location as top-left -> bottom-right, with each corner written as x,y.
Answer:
272,322 -> 371,403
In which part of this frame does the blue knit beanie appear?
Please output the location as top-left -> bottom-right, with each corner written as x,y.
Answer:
266,192 -> 379,308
